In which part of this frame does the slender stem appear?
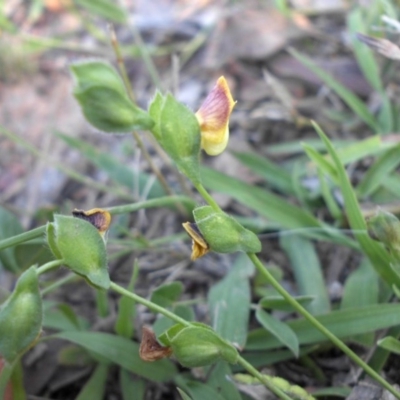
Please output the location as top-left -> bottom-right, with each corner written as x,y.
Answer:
247,252 -> 400,399
0,226 -> 45,251
36,259 -> 65,276
110,282 -> 191,327
194,183 -> 221,212
41,273 -> 78,296
110,281 -> 294,399
0,360 -> 16,400
106,195 -> 196,215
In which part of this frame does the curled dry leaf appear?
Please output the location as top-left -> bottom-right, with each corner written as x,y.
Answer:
139,326 -> 172,362
356,33 -> 400,60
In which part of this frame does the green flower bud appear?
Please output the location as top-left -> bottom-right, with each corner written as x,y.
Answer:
367,209 -> 400,261
148,92 -> 201,184
46,215 -> 110,289
159,323 -> 238,368
0,266 -> 42,363
70,60 -> 154,133
192,206 -> 261,254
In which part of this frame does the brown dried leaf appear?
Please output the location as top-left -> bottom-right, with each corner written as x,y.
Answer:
357,33 -> 400,60
139,326 -> 172,362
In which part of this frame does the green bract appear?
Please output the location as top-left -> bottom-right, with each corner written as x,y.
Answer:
193,206 -> 261,254
0,266 -> 42,362
149,92 -> 201,184
47,215 -> 110,289
159,323 -> 238,367
70,60 -> 154,133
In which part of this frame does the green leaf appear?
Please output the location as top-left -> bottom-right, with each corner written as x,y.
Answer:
0,266 -> 42,362
289,48 -> 379,132
206,361 -> 242,400
280,235 -> 330,315
378,336 -> 400,355
312,387 -> 351,398
175,377 -> 226,400
150,282 -> 184,308
357,144 -> 400,198
47,215 -> 110,289
76,363 -> 109,400
177,388 -> 193,400
44,303 -> 89,332
247,303 -> 400,350
74,86 -> 154,133
208,254 -> 253,348
74,0 -> 127,23
259,295 -> 314,312
115,261 -> 138,339
341,258 -> 379,346
313,122 -> 400,288
57,132 -> 165,198
153,305 -> 194,336
303,144 -> 338,183
0,206 -> 24,272
55,331 -> 177,382
256,309 -> 299,357
233,151 -> 298,195
120,370 -> 145,400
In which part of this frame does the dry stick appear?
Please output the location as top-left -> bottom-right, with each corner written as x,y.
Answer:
108,26 -> 190,215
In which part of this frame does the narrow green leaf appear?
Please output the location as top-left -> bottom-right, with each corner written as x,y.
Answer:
246,303 -> 400,350
201,167 -> 356,248
120,370 -> 145,400
115,261 -> 138,339
357,144 -> 400,198
289,48 -> 379,132
177,388 -> 193,400
259,295 -> 314,312
75,0 -> 127,23
150,282 -> 183,308
347,8 -> 382,91
233,151 -> 297,195
57,133 -> 165,198
55,331 -> 177,382
341,258 -> 379,346
303,144 -> 337,183
256,309 -> 299,357
313,122 -> 400,288
0,206 -> 24,272
76,363 -> 109,400
208,254 -> 253,348
206,361 -> 242,400
175,377 -> 226,400
378,336 -> 400,355
311,387 -> 351,397
280,235 -> 330,315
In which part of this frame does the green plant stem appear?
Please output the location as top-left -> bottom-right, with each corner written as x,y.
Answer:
110,281 -> 292,399
247,252 -> 400,399
41,273 -> 78,296
0,360 -> 15,400
194,183 -> 221,212
0,226 -> 45,251
106,195 -> 196,215
36,259 -> 65,276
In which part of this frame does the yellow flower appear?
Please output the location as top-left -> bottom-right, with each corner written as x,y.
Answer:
182,222 -> 210,260
195,76 -> 236,156
72,208 -> 111,239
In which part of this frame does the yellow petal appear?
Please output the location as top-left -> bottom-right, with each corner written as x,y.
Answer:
182,222 -> 210,260
72,208 -> 111,236
195,76 -> 236,156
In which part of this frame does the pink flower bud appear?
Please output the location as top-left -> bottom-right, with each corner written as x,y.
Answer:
195,77 -> 236,156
